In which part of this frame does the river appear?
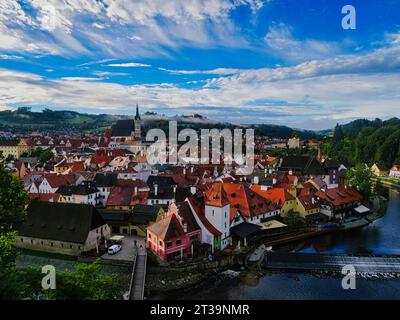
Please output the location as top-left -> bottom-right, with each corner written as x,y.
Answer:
162,189 -> 400,300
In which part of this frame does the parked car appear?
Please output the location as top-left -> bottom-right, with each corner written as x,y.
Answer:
108,244 -> 122,255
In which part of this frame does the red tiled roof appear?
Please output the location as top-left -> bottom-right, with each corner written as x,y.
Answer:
204,183 -> 230,207
316,187 -> 363,206
222,183 -> 277,221
297,194 -> 320,210
29,193 -> 61,203
251,185 -> 295,207
44,174 -> 76,188
187,197 -> 222,236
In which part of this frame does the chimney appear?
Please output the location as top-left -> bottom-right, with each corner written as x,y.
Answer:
154,183 -> 158,196
183,167 -> 186,175
173,184 -> 177,193
254,176 -> 259,185
289,170 -> 293,175
273,178 -> 277,185
312,197 -> 315,204
134,186 -> 138,195
183,223 -> 187,233
191,166 -> 194,174
190,186 -> 196,194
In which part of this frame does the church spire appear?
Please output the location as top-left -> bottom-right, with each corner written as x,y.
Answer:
135,103 -> 141,120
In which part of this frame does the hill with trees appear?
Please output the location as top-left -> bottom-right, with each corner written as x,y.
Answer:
322,118 -> 400,168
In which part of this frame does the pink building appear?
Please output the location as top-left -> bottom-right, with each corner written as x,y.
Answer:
146,202 -> 201,261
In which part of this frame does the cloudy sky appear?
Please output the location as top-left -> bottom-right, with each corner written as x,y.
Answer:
0,0 -> 399,129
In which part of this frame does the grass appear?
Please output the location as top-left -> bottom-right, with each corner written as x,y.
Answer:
15,249 -> 130,275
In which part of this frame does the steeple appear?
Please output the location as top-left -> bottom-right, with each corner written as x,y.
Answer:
135,103 -> 141,120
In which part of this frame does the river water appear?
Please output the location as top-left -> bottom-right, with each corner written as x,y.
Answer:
167,189 -> 400,300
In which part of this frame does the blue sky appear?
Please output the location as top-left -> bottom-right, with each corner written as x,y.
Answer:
0,0 -> 399,129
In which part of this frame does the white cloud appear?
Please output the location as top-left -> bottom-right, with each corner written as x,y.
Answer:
0,54 -> 23,60
264,24 -> 340,63
158,67 -> 243,75
0,0 -> 264,57
107,62 -> 151,68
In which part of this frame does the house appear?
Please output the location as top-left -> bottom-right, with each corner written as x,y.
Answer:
124,204 -> 163,236
279,156 -> 325,177
57,181 -> 99,206
13,160 -> 26,179
371,163 -> 388,177
250,185 -> 296,217
316,186 -> 364,220
147,184 -> 192,208
147,202 -> 200,261
323,159 -> 341,186
389,165 -> 400,178
16,201 -> 111,256
0,139 -> 29,159
29,192 -> 62,203
38,174 -> 77,193
287,136 -> 300,149
106,185 -> 148,210
295,195 -> 321,220
99,205 -> 163,236
92,172 -> 118,206
187,182 -> 279,251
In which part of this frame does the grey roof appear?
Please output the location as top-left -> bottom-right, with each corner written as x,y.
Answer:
147,175 -> 175,189
0,139 -> 20,146
111,119 -> 135,137
20,202 -> 106,244
280,156 -> 325,175
93,172 -> 118,187
57,182 -> 98,196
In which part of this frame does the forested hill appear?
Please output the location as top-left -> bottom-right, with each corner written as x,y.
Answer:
0,107 -> 320,139
322,117 -> 400,167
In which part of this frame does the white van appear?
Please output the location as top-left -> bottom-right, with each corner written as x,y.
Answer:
108,244 -> 122,255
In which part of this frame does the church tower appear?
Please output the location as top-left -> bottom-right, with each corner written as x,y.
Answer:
134,103 -> 141,138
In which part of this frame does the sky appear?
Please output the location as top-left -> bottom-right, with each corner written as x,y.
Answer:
0,0 -> 399,130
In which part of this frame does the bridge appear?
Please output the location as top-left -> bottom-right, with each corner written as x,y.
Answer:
128,246 -> 147,300
264,252 -> 400,274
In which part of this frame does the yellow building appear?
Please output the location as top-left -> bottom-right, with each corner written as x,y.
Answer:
371,163 -> 388,177
0,139 -> 29,159
295,195 -> 321,218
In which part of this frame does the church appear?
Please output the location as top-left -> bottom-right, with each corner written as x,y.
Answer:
110,104 -> 142,142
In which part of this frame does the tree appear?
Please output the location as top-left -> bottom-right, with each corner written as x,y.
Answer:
282,210 -> 305,229
51,262 -> 121,300
0,157 -> 29,232
347,163 -> 372,198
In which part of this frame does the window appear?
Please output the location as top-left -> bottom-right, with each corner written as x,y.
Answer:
176,239 -> 182,245
20,238 -> 23,242
166,242 -> 173,248
190,235 -> 197,240
149,234 -> 152,239
50,242 -> 54,247
159,241 -> 162,246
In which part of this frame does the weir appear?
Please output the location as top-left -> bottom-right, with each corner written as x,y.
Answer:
263,252 -> 400,273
